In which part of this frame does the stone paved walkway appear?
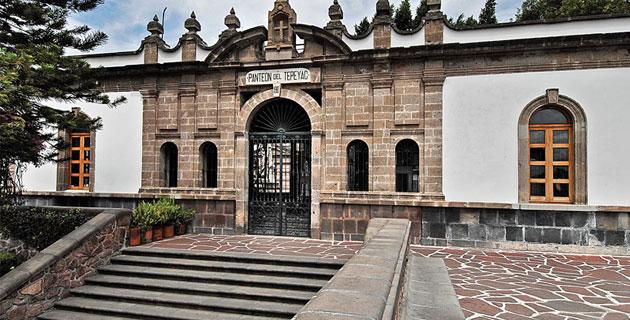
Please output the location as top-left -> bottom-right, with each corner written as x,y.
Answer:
143,234 -> 362,260
411,246 -> 630,320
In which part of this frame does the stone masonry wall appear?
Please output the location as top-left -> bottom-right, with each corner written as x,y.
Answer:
421,207 -> 630,254
22,194 -> 235,236
320,203 -> 421,243
0,211 -> 129,320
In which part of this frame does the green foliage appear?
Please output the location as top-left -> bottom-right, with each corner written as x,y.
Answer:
132,199 -> 196,229
413,0 -> 429,28
479,0 -> 498,24
516,0 -> 630,21
0,0 -> 126,205
395,0 -> 415,31
0,252 -> 24,277
354,17 -> 372,36
0,207 -> 93,250
449,14 -> 480,28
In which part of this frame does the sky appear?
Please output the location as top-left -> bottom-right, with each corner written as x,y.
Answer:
71,0 -> 524,54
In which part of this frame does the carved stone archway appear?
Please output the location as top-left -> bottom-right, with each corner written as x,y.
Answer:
235,89 -> 323,237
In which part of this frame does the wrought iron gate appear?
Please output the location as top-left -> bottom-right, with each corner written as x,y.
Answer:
248,132 -> 311,237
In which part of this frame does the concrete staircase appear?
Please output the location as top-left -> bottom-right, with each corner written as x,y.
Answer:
38,247 -> 345,320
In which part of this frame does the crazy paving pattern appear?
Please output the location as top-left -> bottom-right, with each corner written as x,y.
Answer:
411,246 -> 630,320
144,234 -> 362,260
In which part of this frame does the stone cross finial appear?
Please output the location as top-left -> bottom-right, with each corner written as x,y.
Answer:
147,15 -> 164,36
225,7 -> 241,31
185,11 -> 201,34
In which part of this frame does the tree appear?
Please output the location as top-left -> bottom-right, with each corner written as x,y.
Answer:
413,0 -> 429,29
479,0 -> 498,24
354,17 -> 372,36
449,14 -> 479,28
0,0 -> 124,205
394,0 -> 414,31
516,0 -> 630,21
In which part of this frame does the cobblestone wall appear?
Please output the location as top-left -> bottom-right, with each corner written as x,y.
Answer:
0,210 -> 130,320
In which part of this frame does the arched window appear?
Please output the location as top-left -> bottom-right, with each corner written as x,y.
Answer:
160,142 -> 178,188
528,107 -> 573,203
347,140 -> 369,191
200,142 -> 218,188
396,139 -> 420,193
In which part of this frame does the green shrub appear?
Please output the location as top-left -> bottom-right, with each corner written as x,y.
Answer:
132,198 -> 195,229
0,206 -> 93,251
0,252 -> 24,277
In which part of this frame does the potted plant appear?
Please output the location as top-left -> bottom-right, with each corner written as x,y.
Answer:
162,199 -> 179,238
176,208 -> 196,235
134,201 -> 155,244
128,219 -> 142,247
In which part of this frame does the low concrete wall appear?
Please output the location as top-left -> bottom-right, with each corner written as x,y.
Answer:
294,219 -> 410,320
399,256 -> 465,320
0,209 -> 131,320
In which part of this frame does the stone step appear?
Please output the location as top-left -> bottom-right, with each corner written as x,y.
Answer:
51,297 -> 286,320
111,254 -> 336,279
85,274 -> 315,303
38,310 -> 137,320
97,264 -> 328,291
122,247 -> 345,269
70,285 -> 301,317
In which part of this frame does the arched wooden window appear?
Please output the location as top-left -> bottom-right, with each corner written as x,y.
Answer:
396,139 -> 420,193
528,107 -> 573,203
347,140 -> 369,191
201,142 -> 218,188
160,142 -> 178,188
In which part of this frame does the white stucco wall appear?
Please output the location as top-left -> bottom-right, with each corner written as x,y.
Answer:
391,29 -> 425,48
85,53 -> 144,68
443,68 -> 630,206
157,48 -> 182,64
443,17 -> 630,44
21,92 -> 143,194
342,32 -> 374,51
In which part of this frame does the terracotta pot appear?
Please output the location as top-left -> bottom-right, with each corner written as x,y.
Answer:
164,225 -> 175,238
129,227 -> 142,246
143,229 -> 153,244
175,223 -> 187,235
152,226 -> 164,241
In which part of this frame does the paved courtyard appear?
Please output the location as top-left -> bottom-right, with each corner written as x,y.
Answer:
142,234 -> 361,260
412,247 -> 630,320
143,235 -> 629,319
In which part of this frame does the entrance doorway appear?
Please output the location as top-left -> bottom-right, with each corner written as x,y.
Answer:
248,100 -> 312,237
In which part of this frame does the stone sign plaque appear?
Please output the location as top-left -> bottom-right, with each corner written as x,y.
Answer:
245,68 -> 312,86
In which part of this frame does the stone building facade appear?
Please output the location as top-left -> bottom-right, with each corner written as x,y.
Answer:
22,0 -> 630,253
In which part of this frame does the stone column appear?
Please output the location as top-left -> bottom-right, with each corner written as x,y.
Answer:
371,77 -> 395,192
178,83 -> 197,188
311,132 -> 323,238
140,88 -> 159,189
234,133 -> 248,235
424,0 -> 444,45
422,60 -> 445,199
373,0 -> 392,49
143,15 -> 165,64
322,80 -> 345,191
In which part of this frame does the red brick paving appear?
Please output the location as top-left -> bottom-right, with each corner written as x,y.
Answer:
143,234 -> 362,260
411,246 -> 630,320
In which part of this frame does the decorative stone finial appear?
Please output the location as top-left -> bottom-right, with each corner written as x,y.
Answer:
185,11 -> 201,33
376,0 -> 391,16
427,0 -> 441,12
328,0 -> 343,21
147,15 -> 164,36
224,7 -> 241,30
